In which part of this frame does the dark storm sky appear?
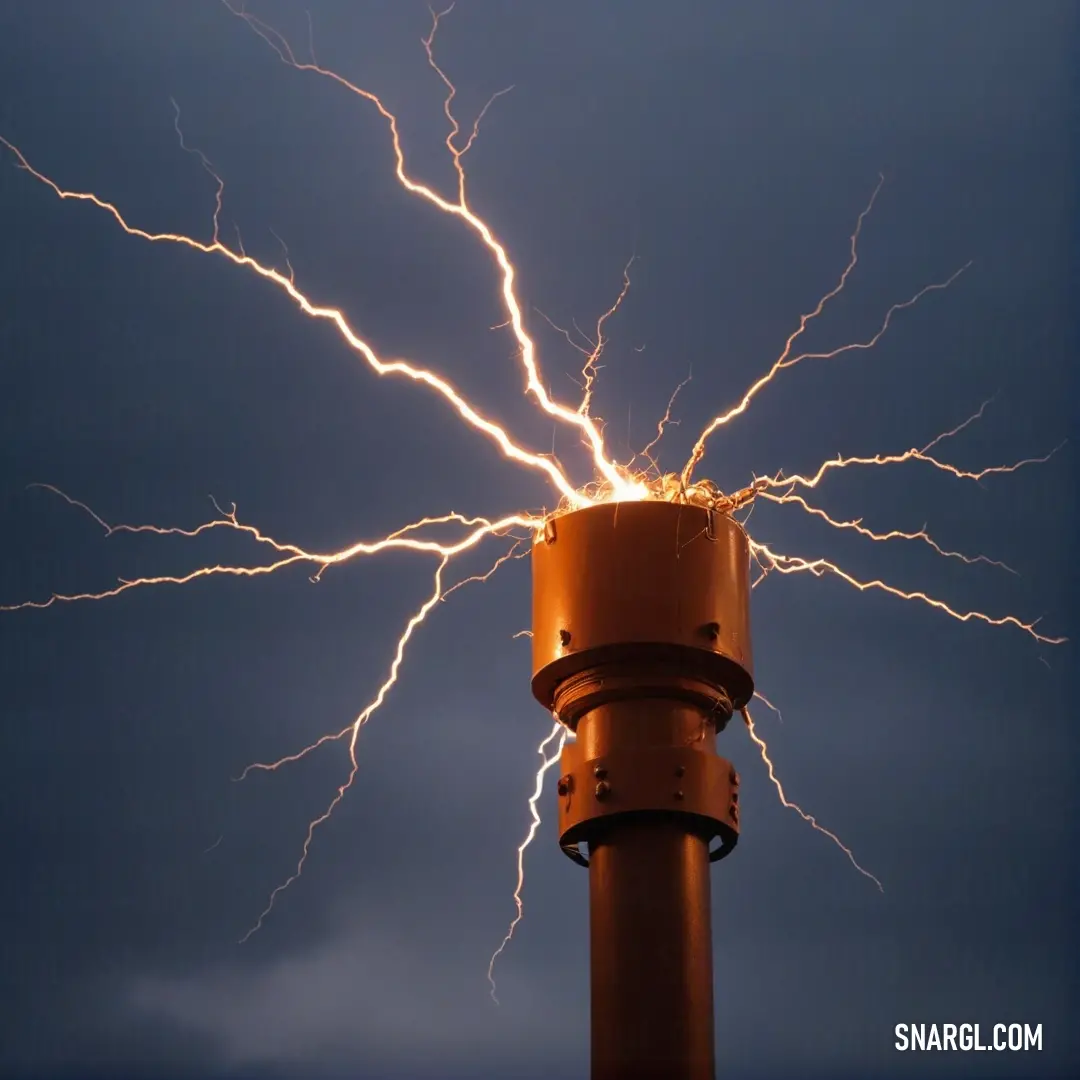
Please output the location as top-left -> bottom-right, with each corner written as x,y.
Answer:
0,2 -> 1076,1078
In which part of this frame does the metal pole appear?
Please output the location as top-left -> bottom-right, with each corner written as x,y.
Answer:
531,501 -> 753,1080
589,821 -> 715,1079
581,702 -> 719,1080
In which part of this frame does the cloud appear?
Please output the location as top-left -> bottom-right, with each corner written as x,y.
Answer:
127,895 -> 583,1075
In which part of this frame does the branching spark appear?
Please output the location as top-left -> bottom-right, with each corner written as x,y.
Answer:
487,719 -> 567,1004
26,482 -> 499,558
758,489 -> 1017,574
170,99 -> 224,243
683,263 -> 972,488
534,253 -> 635,420
748,538 -> 1065,644
919,393 -> 997,454
439,537 -> 531,604
0,134 -> 592,509
238,556 -> 456,942
232,535 -> 531,783
577,257 -> 636,419
753,691 -> 785,724
758,440 -> 1065,493
742,707 -> 883,891
219,1 -> 644,502
244,531 -> 536,942
1,4 -> 1064,964
630,371 -> 693,477
421,4 -> 515,206
682,173 -> 959,486
1,487 -> 540,614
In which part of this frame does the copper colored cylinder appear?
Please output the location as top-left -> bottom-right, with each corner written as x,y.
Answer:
531,501 -> 754,715
589,820 -> 715,1080
580,699 -> 717,1080
531,501 -> 753,1080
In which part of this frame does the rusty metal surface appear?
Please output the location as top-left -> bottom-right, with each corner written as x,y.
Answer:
531,501 -> 754,711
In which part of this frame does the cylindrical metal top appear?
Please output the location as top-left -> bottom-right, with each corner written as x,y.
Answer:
531,500 -> 754,713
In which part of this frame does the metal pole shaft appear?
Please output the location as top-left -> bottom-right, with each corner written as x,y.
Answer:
589,822 -> 715,1080
578,700 -> 717,1080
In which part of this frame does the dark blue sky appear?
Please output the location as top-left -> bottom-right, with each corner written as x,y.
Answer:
0,2 -> 1076,1078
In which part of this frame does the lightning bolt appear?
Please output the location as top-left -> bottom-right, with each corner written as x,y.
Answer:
681,172 -> 967,488
1,3 -> 1065,979
757,490 -> 1018,575
487,719 -> 567,1004
747,536 -> 1064,645
742,706 -> 883,892
219,1 -> 644,504
753,690 -> 785,724
1,492 -> 541,614
629,370 -> 694,479
757,439 -> 1065,493
238,554 -> 454,943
